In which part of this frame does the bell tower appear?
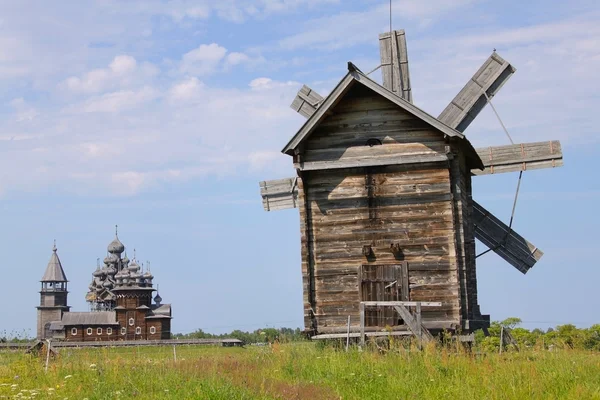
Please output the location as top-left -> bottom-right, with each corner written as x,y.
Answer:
36,242 -> 70,339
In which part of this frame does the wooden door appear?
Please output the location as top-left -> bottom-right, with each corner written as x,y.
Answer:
359,263 -> 408,327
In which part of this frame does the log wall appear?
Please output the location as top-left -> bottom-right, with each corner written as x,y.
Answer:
297,84 -> 477,335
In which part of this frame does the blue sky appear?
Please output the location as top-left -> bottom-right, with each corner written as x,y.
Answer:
0,0 -> 598,336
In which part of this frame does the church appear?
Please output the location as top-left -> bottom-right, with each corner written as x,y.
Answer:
36,230 -> 172,341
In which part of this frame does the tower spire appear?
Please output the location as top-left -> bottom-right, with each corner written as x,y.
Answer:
42,241 -> 68,282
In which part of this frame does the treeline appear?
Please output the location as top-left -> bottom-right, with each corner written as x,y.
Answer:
175,318 -> 600,351
472,318 -> 600,351
173,327 -> 306,344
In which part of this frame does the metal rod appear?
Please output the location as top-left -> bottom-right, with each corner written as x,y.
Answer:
389,0 -> 393,90
366,64 -> 382,76
508,171 -> 523,230
483,92 -> 514,145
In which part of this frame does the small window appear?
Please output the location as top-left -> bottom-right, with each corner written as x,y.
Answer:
71,328 -> 77,336
107,328 -> 113,335
128,318 -> 134,326
121,327 -> 126,335
135,327 -> 141,335
87,328 -> 93,335
149,326 -> 156,335
97,327 -> 102,335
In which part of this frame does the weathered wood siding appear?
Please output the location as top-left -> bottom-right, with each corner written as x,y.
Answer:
298,84 -> 465,334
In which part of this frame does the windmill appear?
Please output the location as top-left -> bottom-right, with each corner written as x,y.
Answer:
259,30 -> 563,338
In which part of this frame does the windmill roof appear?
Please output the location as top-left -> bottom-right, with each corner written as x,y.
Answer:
41,246 -> 68,282
282,64 -> 484,170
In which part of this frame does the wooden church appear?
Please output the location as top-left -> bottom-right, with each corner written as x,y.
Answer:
36,231 -> 172,342
259,30 -> 563,339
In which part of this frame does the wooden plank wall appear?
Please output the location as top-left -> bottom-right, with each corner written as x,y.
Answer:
299,84 -> 463,334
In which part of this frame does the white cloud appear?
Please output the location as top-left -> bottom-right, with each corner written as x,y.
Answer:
225,52 -> 250,66
179,44 -> 257,75
62,55 -> 156,94
168,77 -> 205,102
180,43 -> 228,75
109,55 -> 137,75
276,0 -> 477,50
73,86 -> 159,113
9,98 -> 38,122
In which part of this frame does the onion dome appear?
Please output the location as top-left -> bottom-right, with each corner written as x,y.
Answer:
93,267 -> 103,277
106,266 -> 117,275
102,280 -> 113,288
143,270 -> 153,280
108,236 -> 125,254
154,293 -> 162,305
128,260 -> 140,272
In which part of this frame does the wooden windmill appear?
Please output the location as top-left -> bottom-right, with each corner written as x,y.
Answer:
259,30 -> 563,339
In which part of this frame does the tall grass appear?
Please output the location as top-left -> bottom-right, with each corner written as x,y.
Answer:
1,342 -> 599,399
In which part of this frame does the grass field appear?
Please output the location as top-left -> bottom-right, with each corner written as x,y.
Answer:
1,342 -> 599,399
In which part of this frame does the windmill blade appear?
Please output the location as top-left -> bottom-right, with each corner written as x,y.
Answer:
379,30 -> 412,102
473,140 -> 563,175
259,177 -> 299,211
439,52 -> 516,132
473,200 -> 543,274
290,85 -> 324,118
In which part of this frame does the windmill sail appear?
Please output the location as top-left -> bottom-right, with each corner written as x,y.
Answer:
438,52 -> 515,133
379,30 -> 412,102
260,178 -> 299,211
473,200 -> 543,274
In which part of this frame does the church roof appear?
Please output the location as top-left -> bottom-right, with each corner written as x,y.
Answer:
61,311 -> 118,326
147,303 -> 172,319
41,244 -> 68,282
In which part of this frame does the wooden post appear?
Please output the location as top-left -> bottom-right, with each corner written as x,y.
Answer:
173,344 -> 177,362
499,326 -> 504,354
416,302 -> 422,350
359,303 -> 365,347
345,315 -> 351,352
44,340 -> 51,373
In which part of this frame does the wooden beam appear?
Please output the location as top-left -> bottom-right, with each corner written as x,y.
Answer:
379,30 -> 412,102
438,52 -> 516,133
294,153 -> 449,171
473,200 -> 543,274
312,331 -> 414,340
361,301 -> 442,307
473,140 -> 563,176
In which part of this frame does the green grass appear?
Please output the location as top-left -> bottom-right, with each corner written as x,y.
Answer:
1,342 -> 599,399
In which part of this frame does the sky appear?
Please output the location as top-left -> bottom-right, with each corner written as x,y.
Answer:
0,0 -> 598,337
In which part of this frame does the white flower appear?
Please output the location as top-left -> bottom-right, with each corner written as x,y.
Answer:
89,364 -> 97,369
64,375 -> 72,380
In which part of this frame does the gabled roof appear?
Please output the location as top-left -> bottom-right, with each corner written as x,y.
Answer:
41,245 -> 68,282
282,66 -> 484,170
61,311 -> 118,326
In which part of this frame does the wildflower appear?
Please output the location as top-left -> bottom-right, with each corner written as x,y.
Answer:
48,388 -> 55,391
89,364 -> 97,369
164,389 -> 169,393
64,375 -> 72,380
